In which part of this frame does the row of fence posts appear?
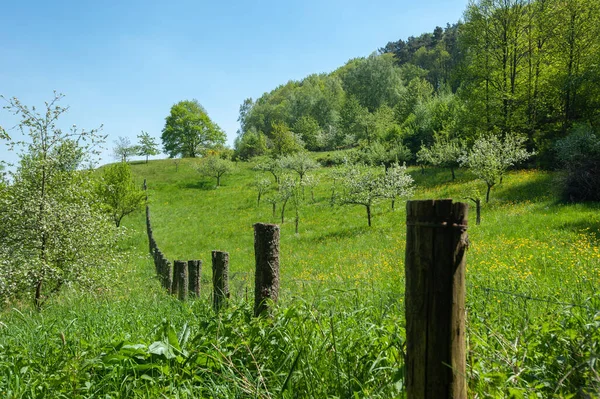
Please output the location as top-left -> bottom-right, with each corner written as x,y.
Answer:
143,179 -> 470,398
143,180 -> 281,316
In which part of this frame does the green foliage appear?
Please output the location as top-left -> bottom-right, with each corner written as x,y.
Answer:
195,156 -> 234,187
96,162 -> 146,227
137,131 -> 160,163
555,124 -> 600,202
340,53 -> 404,112
161,99 -> 226,158
0,93 -> 118,308
270,122 -> 304,157
293,115 -> 320,151
234,128 -> 269,160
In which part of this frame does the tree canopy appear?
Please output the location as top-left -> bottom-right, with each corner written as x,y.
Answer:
161,100 -> 226,158
234,0 -> 600,165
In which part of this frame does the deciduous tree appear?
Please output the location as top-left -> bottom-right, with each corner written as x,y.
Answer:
137,131 -> 160,163
113,136 -> 138,163
196,156 -> 233,187
96,162 -> 146,227
338,164 -> 385,227
0,93 -> 118,309
459,133 -> 534,202
161,100 -> 226,158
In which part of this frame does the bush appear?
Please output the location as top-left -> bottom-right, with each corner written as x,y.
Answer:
555,124 -> 600,202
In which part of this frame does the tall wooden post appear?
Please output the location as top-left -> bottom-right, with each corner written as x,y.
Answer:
405,199 -> 468,399
174,260 -> 188,301
212,251 -> 229,310
188,260 -> 201,297
253,223 -> 280,317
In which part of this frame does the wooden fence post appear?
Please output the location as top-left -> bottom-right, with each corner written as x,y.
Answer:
212,251 -> 229,310
253,223 -> 280,317
188,260 -> 201,297
172,260 -> 182,296
405,199 -> 468,399
153,247 -> 160,276
175,260 -> 188,301
164,258 -> 173,294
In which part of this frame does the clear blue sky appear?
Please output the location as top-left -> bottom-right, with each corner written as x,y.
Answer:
0,0 -> 468,165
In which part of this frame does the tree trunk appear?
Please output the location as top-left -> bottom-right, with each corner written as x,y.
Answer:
391,199 -> 395,211
281,200 -> 287,224
272,202 -> 276,218
476,199 -> 481,226
35,279 -> 43,310
451,167 -> 455,181
486,184 -> 492,203
366,204 -> 372,227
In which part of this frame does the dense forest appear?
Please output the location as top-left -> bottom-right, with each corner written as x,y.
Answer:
234,0 -> 600,166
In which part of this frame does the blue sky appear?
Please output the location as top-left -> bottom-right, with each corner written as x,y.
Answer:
0,0 -> 468,165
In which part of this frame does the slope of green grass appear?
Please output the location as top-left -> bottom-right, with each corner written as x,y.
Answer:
1,159 -> 598,397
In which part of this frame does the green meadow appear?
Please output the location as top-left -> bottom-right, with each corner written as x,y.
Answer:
1,159 -> 599,398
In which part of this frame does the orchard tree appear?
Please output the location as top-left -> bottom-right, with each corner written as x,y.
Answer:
380,162 -> 414,210
252,176 -> 271,206
281,152 -> 319,185
96,162 -> 146,227
253,156 -> 284,185
417,135 -> 464,180
113,136 -> 138,163
162,100 -> 226,158
459,133 -> 534,202
196,156 -> 233,187
463,180 -> 484,225
137,131 -> 160,163
301,174 -> 319,202
0,93 -> 118,309
338,164 -> 385,227
277,175 -> 297,224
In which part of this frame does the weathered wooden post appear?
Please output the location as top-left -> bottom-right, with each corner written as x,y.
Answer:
212,251 -> 229,310
253,223 -> 280,317
174,260 -> 188,301
188,260 -> 201,297
152,247 -> 163,276
405,199 -> 468,399
163,258 -> 173,294
171,260 -> 182,296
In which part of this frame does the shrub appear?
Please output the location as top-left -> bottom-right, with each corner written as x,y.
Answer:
555,124 -> 600,202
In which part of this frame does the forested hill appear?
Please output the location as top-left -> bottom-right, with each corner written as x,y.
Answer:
234,0 -> 600,166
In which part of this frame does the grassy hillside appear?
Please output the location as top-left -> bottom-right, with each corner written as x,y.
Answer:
1,158 -> 598,397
